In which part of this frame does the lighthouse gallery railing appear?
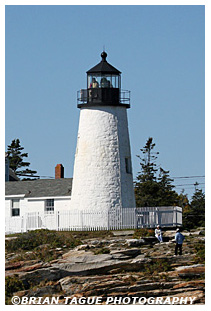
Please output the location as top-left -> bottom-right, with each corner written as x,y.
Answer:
77,89 -> 130,106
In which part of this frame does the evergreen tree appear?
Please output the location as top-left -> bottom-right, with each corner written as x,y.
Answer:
157,167 -> 178,206
7,139 -> 38,179
177,189 -> 190,210
135,137 -> 160,206
136,137 -> 159,182
183,184 -> 205,229
135,137 -> 178,207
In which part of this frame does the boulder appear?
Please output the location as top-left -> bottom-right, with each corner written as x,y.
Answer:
74,244 -> 91,251
16,262 -> 47,273
51,260 -> 125,276
175,264 -> 205,272
18,267 -> 66,286
126,239 -> 145,247
190,230 -> 205,236
62,253 -> 113,264
173,280 -> 205,290
111,230 -> 134,236
59,275 -> 128,295
61,250 -> 94,261
142,237 -> 159,244
131,255 -> 149,264
5,261 -> 25,270
177,267 -> 205,279
110,253 -> 131,260
163,230 -> 175,237
52,255 -> 154,276
110,248 -> 141,257
165,264 -> 205,279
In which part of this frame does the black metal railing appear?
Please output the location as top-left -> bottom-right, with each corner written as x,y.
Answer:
77,89 -> 130,107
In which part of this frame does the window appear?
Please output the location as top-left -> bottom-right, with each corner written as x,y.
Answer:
125,157 -> 132,174
87,74 -> 120,89
11,199 -> 20,217
45,199 -> 54,213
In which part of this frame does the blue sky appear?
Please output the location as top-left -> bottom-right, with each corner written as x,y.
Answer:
5,5 -> 205,199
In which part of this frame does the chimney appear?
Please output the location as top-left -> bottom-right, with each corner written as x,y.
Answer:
55,164 -> 64,179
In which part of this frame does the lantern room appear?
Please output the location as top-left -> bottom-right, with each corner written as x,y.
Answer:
77,52 -> 130,108
87,51 -> 121,89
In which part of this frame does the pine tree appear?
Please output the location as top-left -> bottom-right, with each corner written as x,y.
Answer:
177,189 -> 190,210
183,183 -> 205,229
7,139 -> 38,179
135,137 -> 160,207
157,167 -> 178,206
137,137 -> 159,182
135,137 -> 178,207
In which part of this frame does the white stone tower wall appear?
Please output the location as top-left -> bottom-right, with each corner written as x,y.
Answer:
117,108 -> 136,209
70,105 -> 136,215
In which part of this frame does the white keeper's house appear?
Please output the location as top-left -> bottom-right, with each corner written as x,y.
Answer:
5,52 -> 182,234
5,164 -> 182,233
5,166 -> 72,218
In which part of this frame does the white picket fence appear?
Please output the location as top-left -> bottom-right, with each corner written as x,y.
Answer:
5,206 -> 182,234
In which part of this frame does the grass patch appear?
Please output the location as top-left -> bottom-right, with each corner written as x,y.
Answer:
8,246 -> 62,263
5,229 -> 82,253
93,247 -> 110,255
5,229 -> 114,262
69,230 -> 114,240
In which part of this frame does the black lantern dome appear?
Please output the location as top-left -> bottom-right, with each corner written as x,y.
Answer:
87,52 -> 121,75
77,52 -> 130,108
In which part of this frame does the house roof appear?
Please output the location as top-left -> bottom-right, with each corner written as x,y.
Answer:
5,178 -> 73,198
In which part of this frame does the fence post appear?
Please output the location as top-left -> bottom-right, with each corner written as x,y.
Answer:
21,216 -> 24,233
36,212 -> 38,229
81,211 -> 83,230
107,209 -> 109,230
134,208 -> 137,229
57,211 -> 59,231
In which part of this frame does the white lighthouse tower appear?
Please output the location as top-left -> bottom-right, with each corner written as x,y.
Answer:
70,52 -> 136,227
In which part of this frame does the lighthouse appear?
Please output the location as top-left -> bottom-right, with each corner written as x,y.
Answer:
70,52 -> 136,227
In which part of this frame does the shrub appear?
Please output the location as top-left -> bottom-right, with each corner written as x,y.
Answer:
133,228 -> 154,239
5,275 -> 25,298
194,241 -> 205,264
143,258 -> 172,275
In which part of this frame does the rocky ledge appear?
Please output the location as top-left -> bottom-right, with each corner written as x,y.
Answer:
5,228 -> 205,305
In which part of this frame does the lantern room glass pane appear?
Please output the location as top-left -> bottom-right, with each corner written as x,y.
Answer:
88,74 -> 120,89
88,75 -> 100,88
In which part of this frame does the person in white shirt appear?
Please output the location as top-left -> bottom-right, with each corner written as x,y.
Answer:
155,225 -> 163,243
